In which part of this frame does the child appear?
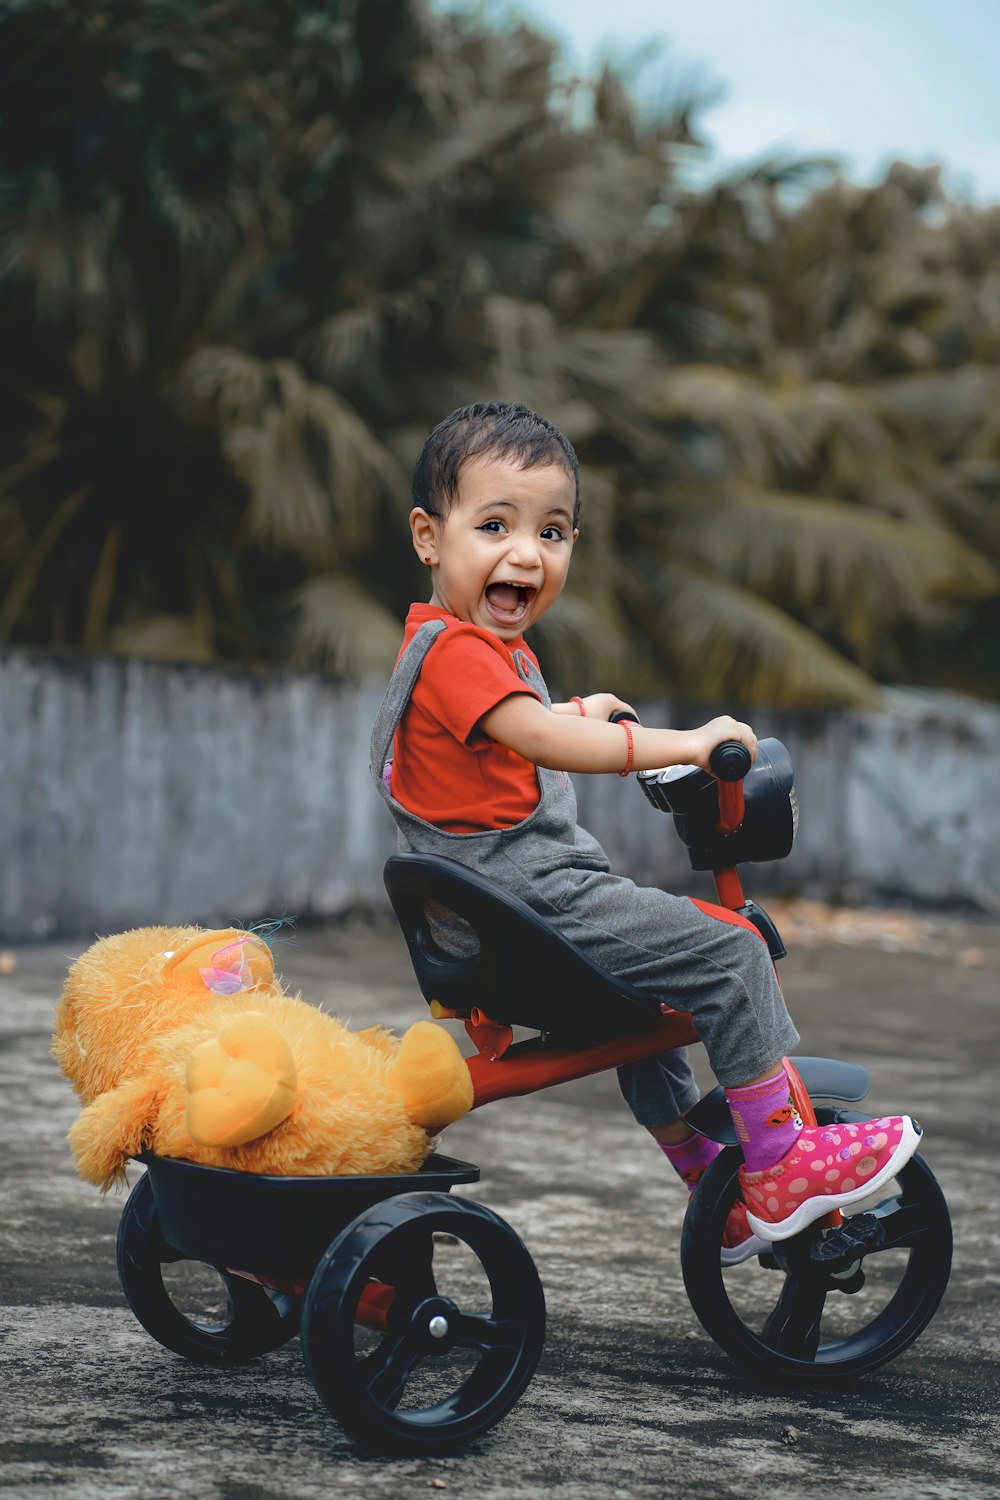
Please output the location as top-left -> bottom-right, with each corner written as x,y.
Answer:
370,401 -> 921,1263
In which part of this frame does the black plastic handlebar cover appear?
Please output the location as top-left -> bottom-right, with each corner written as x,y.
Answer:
638,737 -> 796,869
709,740 -> 752,782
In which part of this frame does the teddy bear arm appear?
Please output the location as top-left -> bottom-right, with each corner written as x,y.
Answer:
386,1021 -> 474,1130
68,1077 -> 163,1191
185,1010 -> 298,1149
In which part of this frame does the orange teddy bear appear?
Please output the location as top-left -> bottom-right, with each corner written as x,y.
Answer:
53,925 -> 474,1190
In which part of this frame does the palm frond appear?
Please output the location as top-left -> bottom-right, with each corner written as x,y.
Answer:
81,523 -> 123,649
652,366 -> 812,478
530,584 -> 634,695
873,366 -> 997,448
289,574 -> 404,678
671,485 -> 997,628
108,612 -> 216,664
0,486 -> 90,642
305,302 -> 392,387
172,348 -> 406,561
633,557 -> 881,708
719,151 -> 841,199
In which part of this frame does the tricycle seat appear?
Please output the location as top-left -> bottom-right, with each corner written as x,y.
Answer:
383,853 -> 665,1044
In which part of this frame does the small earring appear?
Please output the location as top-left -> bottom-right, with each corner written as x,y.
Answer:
424,556 -> 431,563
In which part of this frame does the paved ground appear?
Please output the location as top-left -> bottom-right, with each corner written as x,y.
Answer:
2,908 -> 998,1500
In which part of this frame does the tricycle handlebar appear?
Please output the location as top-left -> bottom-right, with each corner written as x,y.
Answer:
709,740 -> 753,782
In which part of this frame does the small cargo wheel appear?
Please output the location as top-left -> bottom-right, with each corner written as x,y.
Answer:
302,1191 -> 545,1452
116,1171 -> 300,1364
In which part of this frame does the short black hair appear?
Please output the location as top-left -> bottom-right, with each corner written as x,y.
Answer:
411,401 -> 581,527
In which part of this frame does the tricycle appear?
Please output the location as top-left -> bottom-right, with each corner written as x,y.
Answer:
114,737 -> 952,1452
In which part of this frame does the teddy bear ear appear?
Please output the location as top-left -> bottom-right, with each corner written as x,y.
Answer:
161,929 -> 276,995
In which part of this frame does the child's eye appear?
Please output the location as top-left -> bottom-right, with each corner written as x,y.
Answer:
540,525 -> 567,541
478,520 -> 506,534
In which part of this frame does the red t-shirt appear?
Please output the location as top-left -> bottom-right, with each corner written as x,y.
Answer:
390,604 -> 543,833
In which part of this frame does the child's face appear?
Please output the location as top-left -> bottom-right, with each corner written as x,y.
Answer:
411,455 -> 578,640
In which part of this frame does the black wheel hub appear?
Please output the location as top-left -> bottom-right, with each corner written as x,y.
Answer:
404,1295 -> 462,1354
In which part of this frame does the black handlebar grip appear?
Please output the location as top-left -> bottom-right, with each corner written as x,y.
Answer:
609,710 -> 640,725
709,740 -> 752,781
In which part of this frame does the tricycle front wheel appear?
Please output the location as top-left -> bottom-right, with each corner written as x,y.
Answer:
302,1191 -> 545,1453
681,1108 -> 952,1380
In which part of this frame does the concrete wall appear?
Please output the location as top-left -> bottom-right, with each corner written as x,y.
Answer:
2,649 -> 997,942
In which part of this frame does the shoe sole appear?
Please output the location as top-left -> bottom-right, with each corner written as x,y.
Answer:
720,1232 -> 771,1267
745,1116 -> 923,1243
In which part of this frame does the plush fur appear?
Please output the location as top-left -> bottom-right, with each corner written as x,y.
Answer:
53,925 -> 474,1190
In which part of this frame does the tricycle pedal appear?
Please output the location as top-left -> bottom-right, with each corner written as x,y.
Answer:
809,1212 -> 887,1269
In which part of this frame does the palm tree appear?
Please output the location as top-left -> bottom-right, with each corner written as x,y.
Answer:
568,156 -> 998,703
1,0 -> 996,706
0,0 -> 416,666
0,0 -> 687,682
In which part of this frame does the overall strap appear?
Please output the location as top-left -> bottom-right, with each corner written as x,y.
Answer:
369,618 -> 447,791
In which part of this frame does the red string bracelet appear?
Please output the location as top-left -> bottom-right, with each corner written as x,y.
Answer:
570,696 -> 586,716
618,718 -> 634,776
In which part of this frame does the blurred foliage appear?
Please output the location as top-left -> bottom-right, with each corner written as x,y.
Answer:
1,0 -> 997,705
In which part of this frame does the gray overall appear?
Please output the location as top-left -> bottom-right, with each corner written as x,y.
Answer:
370,620 -> 799,1125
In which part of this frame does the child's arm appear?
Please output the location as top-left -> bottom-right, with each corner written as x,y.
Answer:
480,694 -> 756,776
551,694 -> 634,720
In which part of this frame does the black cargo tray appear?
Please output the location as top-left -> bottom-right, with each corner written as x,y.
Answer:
137,1151 -> 481,1280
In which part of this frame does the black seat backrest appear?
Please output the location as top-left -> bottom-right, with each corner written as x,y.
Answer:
383,853 -> 663,1043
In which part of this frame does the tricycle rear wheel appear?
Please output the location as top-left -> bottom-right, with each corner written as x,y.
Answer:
681,1108 -> 952,1379
116,1171 -> 301,1364
302,1191 -> 545,1453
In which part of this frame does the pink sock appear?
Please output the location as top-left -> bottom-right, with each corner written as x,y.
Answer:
659,1132 -> 721,1189
724,1067 -> 804,1173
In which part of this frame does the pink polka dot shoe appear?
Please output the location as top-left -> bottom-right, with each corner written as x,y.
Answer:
721,1199 -> 770,1267
739,1116 -> 923,1242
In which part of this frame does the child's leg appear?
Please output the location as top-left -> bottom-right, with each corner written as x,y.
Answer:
604,898 -> 800,1086
617,1050 -> 767,1263
616,1050 -> 716,1178
617,1048 -> 700,1133
662,924 -> 923,1239
546,879 -> 921,1244
609,905 -> 920,1244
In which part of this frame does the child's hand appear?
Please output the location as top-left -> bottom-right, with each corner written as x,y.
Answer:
683,716 -> 758,774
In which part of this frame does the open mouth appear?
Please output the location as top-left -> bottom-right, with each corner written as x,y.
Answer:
484,581 -> 537,625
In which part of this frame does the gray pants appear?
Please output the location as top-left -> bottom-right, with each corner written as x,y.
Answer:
609,902 -> 798,1124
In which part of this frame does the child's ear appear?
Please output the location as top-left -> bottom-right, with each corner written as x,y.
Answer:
410,507 -> 439,563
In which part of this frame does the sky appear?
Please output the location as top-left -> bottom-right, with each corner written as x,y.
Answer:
437,1 -> 1000,202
